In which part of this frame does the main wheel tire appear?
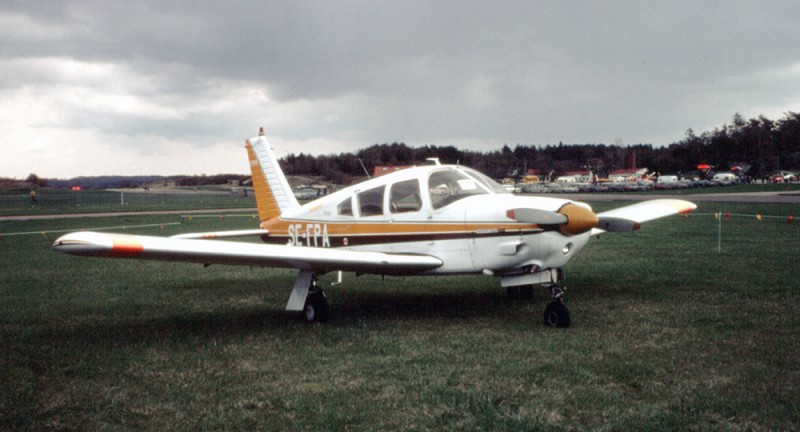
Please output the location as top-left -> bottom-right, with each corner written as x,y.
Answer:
543,301 -> 570,328
302,292 -> 330,323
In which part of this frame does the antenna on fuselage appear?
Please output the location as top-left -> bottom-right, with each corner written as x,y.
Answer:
358,158 -> 371,179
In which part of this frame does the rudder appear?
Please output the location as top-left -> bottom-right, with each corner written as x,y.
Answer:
245,128 -> 299,221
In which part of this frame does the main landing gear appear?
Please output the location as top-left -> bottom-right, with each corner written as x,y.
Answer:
287,270 -> 330,323
302,283 -> 330,323
543,284 -> 570,328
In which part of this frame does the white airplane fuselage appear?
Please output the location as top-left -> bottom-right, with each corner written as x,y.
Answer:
258,164 -> 593,276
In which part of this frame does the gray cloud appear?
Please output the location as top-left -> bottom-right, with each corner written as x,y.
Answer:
1,0 -> 799,177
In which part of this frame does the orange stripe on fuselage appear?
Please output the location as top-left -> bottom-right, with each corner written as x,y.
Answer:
259,218 -> 541,246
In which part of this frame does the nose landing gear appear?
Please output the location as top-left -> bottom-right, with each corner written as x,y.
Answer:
543,284 -> 570,328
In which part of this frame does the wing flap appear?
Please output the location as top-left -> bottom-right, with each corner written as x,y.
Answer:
592,199 -> 696,235
53,231 -> 442,275
170,229 -> 269,239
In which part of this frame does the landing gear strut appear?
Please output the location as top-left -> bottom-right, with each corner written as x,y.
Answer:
543,284 -> 570,328
287,270 -> 330,323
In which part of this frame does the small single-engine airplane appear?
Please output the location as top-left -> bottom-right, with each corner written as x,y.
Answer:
53,128 -> 696,327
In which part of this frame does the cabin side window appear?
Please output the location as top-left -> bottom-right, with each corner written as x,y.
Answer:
389,179 -> 422,213
357,186 -> 385,217
337,197 -> 353,216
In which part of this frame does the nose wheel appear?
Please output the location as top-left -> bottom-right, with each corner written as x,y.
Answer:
543,284 -> 570,328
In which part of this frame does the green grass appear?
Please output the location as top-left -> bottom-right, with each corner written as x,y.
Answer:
1,201 -> 798,430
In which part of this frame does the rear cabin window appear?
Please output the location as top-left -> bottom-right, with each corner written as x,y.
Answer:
389,179 -> 422,213
358,186 -> 385,217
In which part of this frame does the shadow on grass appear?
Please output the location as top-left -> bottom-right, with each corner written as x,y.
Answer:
23,285 -> 544,349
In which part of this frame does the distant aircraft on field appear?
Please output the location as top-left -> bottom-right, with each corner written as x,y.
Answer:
53,128 -> 696,327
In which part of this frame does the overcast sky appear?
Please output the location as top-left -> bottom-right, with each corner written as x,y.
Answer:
2,1 -> 799,178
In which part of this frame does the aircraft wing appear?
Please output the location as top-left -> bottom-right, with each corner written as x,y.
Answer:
53,231 -> 443,275
592,199 -> 696,235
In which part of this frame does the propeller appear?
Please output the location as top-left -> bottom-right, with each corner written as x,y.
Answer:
595,217 -> 641,232
505,208 -> 567,225
507,203 -> 599,235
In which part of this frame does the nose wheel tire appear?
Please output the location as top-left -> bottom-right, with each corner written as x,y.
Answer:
544,300 -> 570,328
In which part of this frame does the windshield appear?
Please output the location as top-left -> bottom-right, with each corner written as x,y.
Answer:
428,168 -> 501,209
461,167 -> 510,194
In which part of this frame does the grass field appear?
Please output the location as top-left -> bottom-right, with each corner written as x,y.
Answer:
1,200 -> 798,430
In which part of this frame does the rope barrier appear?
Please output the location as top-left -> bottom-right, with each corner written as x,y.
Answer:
180,214 -> 257,221
0,222 -> 182,238
0,209 -> 792,243
688,212 -> 795,222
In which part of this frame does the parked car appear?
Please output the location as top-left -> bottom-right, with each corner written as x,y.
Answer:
712,172 -> 737,185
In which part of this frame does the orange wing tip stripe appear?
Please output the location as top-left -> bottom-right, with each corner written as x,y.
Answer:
109,235 -> 144,256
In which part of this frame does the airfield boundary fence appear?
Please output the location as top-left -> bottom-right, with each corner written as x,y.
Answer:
0,212 -> 257,239
688,211 -> 797,254
1,211 -> 794,253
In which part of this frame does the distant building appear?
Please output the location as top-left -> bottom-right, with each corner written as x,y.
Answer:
557,171 -> 592,183
373,165 -> 413,177
609,168 -> 648,182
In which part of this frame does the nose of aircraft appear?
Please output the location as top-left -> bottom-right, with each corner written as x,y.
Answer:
556,203 -> 599,236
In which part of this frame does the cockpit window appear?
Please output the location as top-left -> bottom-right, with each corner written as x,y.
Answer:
429,169 -> 490,209
390,179 -> 422,213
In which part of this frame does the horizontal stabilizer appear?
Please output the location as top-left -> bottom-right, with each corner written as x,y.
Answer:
592,199 -> 696,235
53,231 -> 442,275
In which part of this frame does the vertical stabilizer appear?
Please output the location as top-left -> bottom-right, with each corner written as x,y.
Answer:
245,128 -> 299,221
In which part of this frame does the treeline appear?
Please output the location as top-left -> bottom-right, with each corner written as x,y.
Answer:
280,112 -> 800,181
42,174 -> 249,189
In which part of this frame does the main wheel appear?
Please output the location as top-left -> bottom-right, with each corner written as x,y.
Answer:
543,300 -> 570,328
302,291 -> 330,323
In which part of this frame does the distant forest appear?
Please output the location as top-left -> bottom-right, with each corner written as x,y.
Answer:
280,112 -> 800,183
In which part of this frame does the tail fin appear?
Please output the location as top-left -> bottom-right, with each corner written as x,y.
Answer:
245,128 -> 299,221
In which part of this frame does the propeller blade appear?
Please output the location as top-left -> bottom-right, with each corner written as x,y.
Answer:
596,216 -> 641,232
506,208 -> 568,225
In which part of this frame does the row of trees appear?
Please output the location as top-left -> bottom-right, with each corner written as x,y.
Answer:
40,174 -> 248,190
280,112 -> 800,182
